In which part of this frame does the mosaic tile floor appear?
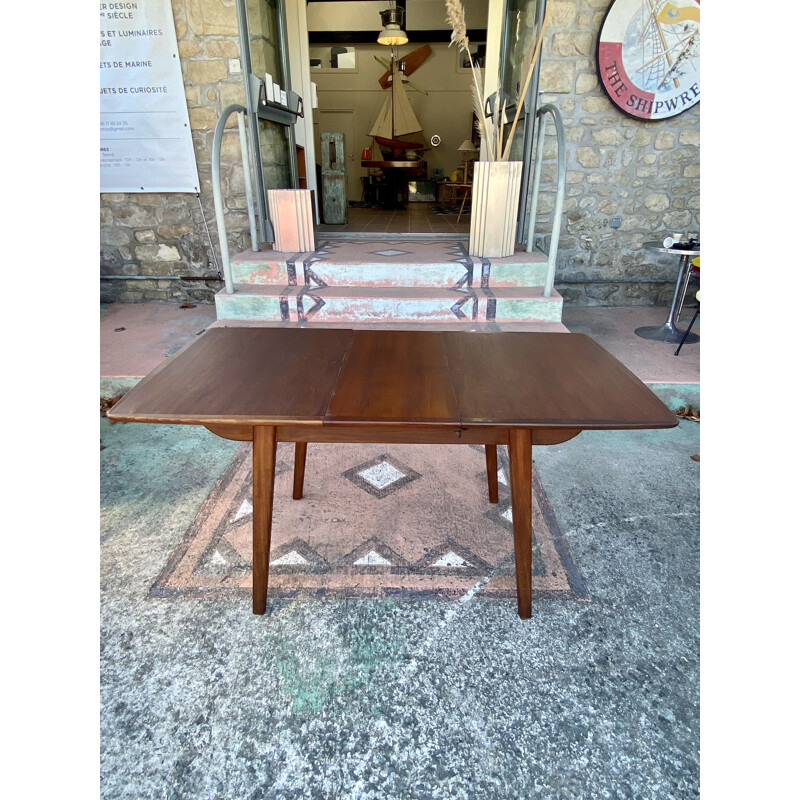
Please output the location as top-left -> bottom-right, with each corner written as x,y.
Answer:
151,441 -> 589,603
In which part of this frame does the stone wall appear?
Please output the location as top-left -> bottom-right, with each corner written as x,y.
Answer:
534,0 -> 700,305
100,0 -> 257,304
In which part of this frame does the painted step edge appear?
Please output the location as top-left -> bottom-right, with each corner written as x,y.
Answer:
216,284 -> 563,300
231,245 -> 548,264
215,285 -> 562,324
208,318 -> 571,332
229,246 -> 549,289
232,260 -> 550,289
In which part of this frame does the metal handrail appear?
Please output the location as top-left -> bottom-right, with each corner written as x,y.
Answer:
525,103 -> 566,298
211,104 -> 259,294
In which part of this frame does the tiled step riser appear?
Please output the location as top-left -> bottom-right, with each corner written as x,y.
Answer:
224,242 -> 560,325
216,292 -> 562,325
231,259 -> 289,286
232,259 -> 550,289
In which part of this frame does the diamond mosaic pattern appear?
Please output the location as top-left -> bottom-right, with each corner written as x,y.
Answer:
342,454 -> 421,499
432,551 -> 473,568
359,461 -> 406,490
353,550 -> 392,566
151,442 -> 589,602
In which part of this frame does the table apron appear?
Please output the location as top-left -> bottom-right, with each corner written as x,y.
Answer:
204,423 -> 581,446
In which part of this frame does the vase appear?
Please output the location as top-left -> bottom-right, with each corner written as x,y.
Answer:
266,189 -> 315,252
469,161 -> 523,258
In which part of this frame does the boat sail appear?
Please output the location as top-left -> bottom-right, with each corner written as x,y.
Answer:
369,59 -> 423,154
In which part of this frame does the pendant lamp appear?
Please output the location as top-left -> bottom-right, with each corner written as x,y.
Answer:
378,7 -> 408,46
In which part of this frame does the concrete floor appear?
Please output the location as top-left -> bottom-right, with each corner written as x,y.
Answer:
100,302 -> 700,799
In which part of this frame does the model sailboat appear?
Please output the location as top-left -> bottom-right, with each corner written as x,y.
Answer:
369,53 -> 427,159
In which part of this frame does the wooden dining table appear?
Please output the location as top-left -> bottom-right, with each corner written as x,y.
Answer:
107,328 -> 677,619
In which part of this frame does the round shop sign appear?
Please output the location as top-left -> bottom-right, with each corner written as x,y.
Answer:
597,0 -> 700,120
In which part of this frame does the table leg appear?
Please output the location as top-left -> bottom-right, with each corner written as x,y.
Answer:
457,189 -> 469,223
508,428 -> 533,619
252,425 -> 278,615
485,444 -> 499,504
385,171 -> 404,210
293,441 -> 308,500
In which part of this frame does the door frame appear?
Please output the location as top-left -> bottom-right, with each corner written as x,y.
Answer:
285,0 -> 320,216
238,0 -> 545,239
236,0 -> 304,242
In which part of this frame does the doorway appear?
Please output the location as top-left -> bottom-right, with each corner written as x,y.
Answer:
240,0 -> 545,238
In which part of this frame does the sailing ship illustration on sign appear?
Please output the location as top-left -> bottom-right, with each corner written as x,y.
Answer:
597,0 -> 700,120
369,45 -> 431,158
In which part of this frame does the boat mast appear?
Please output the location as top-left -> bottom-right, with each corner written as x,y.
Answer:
646,0 -> 679,89
391,48 -> 396,138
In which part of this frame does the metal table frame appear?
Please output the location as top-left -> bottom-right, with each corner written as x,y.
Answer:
635,242 -> 700,345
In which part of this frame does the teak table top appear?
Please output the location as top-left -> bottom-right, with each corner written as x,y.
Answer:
107,328 -> 677,432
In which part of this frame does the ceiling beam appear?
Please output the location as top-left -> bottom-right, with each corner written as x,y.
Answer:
309,28 -> 486,44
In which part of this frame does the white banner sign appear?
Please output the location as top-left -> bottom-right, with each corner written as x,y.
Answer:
100,1 -> 200,192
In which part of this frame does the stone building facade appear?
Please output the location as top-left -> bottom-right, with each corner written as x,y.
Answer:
100,0 -> 699,306
536,0 -> 699,305
101,0 -> 249,304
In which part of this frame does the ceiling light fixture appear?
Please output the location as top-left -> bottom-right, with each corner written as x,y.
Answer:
377,7 -> 408,46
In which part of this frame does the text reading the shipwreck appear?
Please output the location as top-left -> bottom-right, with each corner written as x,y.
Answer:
603,60 -> 699,119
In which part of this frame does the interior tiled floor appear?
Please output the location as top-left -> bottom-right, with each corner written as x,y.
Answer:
317,201 -> 471,235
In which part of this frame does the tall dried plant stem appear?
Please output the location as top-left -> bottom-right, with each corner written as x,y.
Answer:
500,5 -> 551,162
469,63 -> 495,161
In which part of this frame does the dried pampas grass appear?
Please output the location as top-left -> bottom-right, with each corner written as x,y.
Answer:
444,0 -> 469,51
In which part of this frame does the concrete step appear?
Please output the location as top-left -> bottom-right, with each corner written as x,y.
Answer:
230,241 -> 549,289
208,317 -> 570,333
215,284 -> 563,325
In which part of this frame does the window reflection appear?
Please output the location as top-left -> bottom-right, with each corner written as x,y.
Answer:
309,46 -> 357,70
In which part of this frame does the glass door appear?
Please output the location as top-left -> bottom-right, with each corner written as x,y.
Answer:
237,0 -> 298,242
497,0 -> 546,241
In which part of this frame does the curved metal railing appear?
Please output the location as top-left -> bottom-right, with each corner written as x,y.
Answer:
525,103 -> 566,298
211,104 -> 259,294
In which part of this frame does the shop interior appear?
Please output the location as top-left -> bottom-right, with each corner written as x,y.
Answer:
307,0 -> 489,233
